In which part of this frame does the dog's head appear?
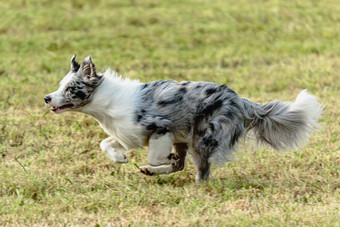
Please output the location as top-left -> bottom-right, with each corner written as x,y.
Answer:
44,54 -> 103,114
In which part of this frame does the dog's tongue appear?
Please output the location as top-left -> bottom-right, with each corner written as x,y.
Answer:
51,104 -> 74,112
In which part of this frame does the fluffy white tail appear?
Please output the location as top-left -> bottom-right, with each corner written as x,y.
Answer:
245,90 -> 323,150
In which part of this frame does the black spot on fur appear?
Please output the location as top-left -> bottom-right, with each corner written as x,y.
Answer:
179,87 -> 187,93
228,98 -> 238,108
219,84 -> 227,89
205,88 -> 217,96
137,114 -> 143,122
203,135 -> 219,150
230,125 -> 243,147
195,85 -> 202,89
141,83 -> 149,89
66,86 -> 73,92
157,128 -> 169,135
83,81 -> 97,88
75,91 -> 87,100
197,99 -> 223,115
197,129 -> 206,137
153,80 -> 167,87
146,123 -> 158,130
198,161 -> 211,181
181,81 -> 191,86
227,87 -> 236,94
209,123 -> 215,132
224,111 -> 234,120
158,96 -> 183,106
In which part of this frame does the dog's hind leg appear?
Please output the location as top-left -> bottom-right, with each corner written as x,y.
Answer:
191,149 -> 211,183
191,116 -> 218,182
140,132 -> 187,175
100,137 -> 128,163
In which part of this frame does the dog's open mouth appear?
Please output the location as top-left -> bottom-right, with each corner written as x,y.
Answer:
51,104 -> 74,112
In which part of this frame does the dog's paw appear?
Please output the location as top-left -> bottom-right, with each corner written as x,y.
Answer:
107,151 -> 128,163
114,155 -> 128,164
140,166 -> 155,176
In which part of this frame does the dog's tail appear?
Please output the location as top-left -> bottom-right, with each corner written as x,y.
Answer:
242,90 -> 323,150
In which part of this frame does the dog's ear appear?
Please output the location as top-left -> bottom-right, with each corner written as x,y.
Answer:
80,56 -> 97,78
70,54 -> 80,72
79,56 -> 102,89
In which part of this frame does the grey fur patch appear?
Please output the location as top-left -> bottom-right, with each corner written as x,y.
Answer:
136,80 -> 246,165
63,55 -> 103,108
135,79 -> 321,174
243,99 -> 314,150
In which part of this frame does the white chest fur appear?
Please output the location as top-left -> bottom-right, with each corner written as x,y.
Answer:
81,70 -> 146,150
97,116 -> 145,150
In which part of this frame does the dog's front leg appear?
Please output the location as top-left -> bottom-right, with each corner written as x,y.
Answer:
100,137 -> 128,163
140,132 -> 185,175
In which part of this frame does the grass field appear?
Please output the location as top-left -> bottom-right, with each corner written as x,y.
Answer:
0,0 -> 339,225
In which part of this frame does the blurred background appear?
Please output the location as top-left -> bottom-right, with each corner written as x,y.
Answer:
1,0 -> 339,104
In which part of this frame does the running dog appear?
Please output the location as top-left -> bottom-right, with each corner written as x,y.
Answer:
44,55 -> 322,182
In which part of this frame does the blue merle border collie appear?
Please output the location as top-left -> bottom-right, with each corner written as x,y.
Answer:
44,55 -> 322,182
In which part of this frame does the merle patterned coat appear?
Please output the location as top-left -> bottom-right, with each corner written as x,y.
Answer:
44,55 -> 322,182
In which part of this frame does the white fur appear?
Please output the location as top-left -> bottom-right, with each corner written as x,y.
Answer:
47,72 -> 74,108
285,90 -> 323,148
81,69 -> 146,151
100,137 -> 128,163
290,89 -> 323,129
147,132 -> 174,166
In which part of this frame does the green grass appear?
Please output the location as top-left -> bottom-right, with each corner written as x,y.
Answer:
1,0 -> 339,225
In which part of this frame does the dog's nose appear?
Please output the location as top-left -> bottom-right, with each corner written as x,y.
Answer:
44,96 -> 51,104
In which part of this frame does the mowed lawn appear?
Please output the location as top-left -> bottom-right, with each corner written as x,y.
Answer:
0,0 -> 339,225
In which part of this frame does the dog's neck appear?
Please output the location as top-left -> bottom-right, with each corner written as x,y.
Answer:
79,70 -> 144,149
80,70 -> 140,121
